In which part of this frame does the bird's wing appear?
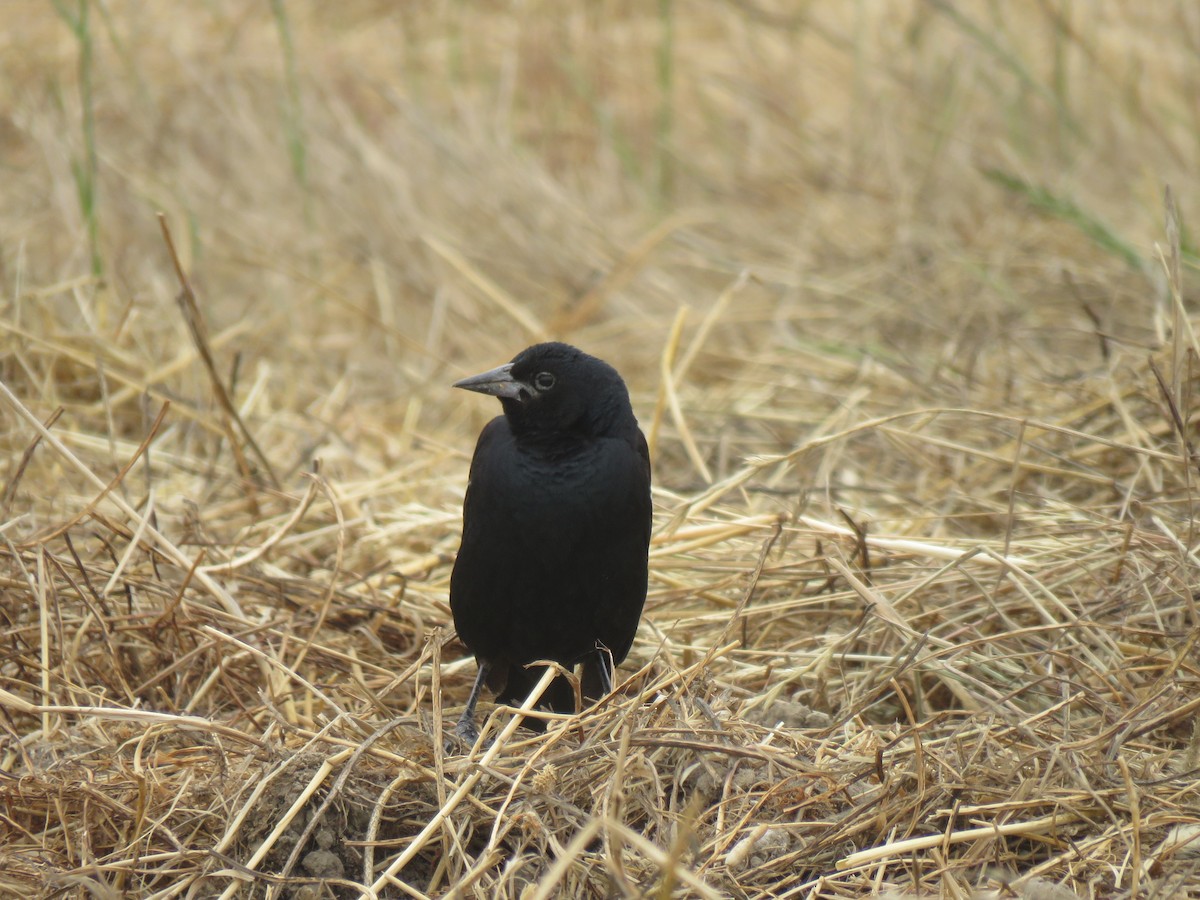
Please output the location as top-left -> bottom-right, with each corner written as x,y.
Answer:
466,416 -> 513,481
634,426 -> 652,542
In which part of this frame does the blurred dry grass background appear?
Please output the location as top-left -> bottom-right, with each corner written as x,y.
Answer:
2,1 -> 1200,897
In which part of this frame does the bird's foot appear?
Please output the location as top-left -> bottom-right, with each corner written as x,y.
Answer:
445,715 -> 481,754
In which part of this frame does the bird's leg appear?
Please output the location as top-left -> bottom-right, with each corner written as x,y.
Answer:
454,660 -> 491,744
585,645 -> 613,698
596,652 -> 613,696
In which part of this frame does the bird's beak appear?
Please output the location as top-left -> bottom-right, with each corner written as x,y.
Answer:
453,363 -> 528,399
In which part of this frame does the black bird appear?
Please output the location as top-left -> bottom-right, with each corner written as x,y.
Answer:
449,342 -> 652,742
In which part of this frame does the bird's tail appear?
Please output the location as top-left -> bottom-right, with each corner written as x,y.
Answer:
495,664 -> 577,727
495,651 -> 614,731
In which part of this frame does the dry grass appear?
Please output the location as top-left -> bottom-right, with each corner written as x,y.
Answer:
2,1 -> 1200,897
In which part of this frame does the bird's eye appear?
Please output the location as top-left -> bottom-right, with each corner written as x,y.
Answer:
534,372 -> 556,391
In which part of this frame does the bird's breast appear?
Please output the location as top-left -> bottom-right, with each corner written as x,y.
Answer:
451,422 -> 651,666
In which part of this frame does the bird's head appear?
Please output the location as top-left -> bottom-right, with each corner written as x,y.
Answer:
453,342 -> 635,438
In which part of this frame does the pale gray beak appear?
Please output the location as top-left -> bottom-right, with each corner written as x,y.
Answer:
453,362 -> 528,399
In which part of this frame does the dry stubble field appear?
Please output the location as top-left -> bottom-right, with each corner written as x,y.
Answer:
2,2 -> 1200,897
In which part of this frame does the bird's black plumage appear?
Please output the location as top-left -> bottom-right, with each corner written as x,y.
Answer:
449,342 -> 651,741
